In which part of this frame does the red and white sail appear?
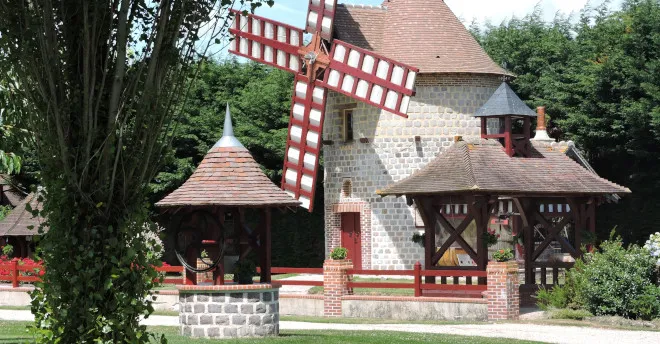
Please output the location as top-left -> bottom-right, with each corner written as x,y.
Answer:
306,0 -> 338,41
319,40 -> 419,118
281,75 -> 328,211
229,10 -> 304,74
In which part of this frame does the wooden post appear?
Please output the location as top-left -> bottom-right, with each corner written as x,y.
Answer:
587,199 -> 596,252
185,247 -> 197,285
213,265 -> 225,285
417,198 -> 436,285
504,116 -> 513,157
480,118 -> 487,138
260,208 -> 272,283
414,261 -> 422,297
11,258 -> 19,288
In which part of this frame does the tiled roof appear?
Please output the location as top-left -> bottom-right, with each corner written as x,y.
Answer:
333,1 -> 509,75
377,139 -> 631,196
475,83 -> 537,117
156,146 -> 300,208
0,193 -> 45,237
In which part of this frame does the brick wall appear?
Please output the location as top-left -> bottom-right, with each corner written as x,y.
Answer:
323,73 -> 502,269
486,261 -> 520,320
323,259 -> 353,317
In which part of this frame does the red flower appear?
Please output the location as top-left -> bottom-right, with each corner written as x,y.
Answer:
499,249 -> 504,253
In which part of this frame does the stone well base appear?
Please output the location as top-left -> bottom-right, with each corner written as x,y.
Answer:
177,284 -> 280,339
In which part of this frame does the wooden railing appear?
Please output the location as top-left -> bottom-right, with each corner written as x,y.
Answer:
348,262 -> 487,297
0,259 -> 44,288
529,261 -> 573,286
258,267 -> 324,286
0,259 -> 184,288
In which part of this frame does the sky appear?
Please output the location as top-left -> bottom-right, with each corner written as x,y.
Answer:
252,0 -> 625,29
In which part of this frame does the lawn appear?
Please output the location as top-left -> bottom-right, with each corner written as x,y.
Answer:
0,321 -> 543,344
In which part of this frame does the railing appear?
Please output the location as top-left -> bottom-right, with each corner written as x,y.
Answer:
0,259 -> 44,288
528,261 -> 573,287
0,259 -> 184,288
258,267 -> 324,286
348,262 -> 487,297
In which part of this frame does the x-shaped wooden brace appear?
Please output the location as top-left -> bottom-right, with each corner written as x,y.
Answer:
431,212 -> 478,265
531,211 -> 578,261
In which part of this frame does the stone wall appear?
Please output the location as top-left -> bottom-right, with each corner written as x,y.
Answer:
178,286 -> 280,338
323,73 -> 502,269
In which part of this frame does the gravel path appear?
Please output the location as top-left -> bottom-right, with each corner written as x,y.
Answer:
277,274 -> 322,294
2,310 -> 659,343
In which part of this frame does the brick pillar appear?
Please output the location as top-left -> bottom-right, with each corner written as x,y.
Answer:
323,259 -> 352,317
487,261 -> 520,321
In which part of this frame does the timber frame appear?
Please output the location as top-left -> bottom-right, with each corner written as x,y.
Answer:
410,193 -> 598,290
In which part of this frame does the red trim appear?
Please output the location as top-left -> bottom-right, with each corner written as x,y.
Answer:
229,50 -> 300,75
316,80 -> 409,119
421,270 -> 487,277
348,269 -> 414,276
231,9 -> 304,33
348,282 -> 412,289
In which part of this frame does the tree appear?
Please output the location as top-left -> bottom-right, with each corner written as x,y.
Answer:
0,1 -> 273,342
476,0 -> 660,244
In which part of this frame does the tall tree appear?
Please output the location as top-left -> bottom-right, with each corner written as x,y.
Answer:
0,1 -> 272,342
476,0 -> 660,243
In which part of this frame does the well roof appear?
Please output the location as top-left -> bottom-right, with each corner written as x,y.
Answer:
377,139 -> 631,197
333,0 -> 509,75
0,193 -> 45,237
156,107 -> 300,209
474,83 -> 537,117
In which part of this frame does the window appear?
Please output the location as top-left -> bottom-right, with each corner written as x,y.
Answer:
342,110 -> 354,142
342,179 -> 352,198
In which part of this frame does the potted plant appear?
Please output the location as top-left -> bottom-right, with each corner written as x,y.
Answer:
233,260 -> 257,285
330,247 -> 348,260
410,232 -> 425,248
483,229 -> 500,248
492,248 -> 514,262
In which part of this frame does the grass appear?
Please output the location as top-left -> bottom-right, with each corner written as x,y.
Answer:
309,277 -> 414,296
0,321 -> 543,344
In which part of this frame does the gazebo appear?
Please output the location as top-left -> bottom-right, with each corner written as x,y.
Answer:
377,83 -> 631,300
156,105 -> 300,285
0,192 -> 43,258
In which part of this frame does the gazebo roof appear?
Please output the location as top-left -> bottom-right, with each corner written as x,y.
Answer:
0,192 -> 44,237
474,83 -> 537,118
333,1 -> 509,75
377,139 -> 631,197
156,105 -> 300,209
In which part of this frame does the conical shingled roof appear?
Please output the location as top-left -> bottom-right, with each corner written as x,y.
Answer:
0,192 -> 45,236
475,83 -> 537,117
333,0 -> 509,75
377,139 -> 631,197
156,107 -> 300,209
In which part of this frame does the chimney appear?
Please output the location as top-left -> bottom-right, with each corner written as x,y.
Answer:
532,106 -> 553,142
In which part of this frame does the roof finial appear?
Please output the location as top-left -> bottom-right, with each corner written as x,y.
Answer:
213,103 -> 245,149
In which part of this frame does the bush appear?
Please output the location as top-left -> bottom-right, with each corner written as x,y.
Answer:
547,308 -> 593,320
536,285 -> 569,310
1,244 -> 13,257
577,238 -> 659,319
330,247 -> 348,260
630,285 -> 660,321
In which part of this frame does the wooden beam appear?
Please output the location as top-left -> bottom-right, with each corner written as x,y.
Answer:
416,198 -> 436,284
432,213 -> 478,264
531,212 -> 572,261
260,208 -> 272,283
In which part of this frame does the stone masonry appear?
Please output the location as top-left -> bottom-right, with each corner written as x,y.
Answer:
178,285 -> 280,338
486,261 -> 520,320
323,73 -> 502,269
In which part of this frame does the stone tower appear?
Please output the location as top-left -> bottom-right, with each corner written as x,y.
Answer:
322,0 -> 508,269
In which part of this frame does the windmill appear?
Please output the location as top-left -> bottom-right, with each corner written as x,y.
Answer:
229,0 -> 419,211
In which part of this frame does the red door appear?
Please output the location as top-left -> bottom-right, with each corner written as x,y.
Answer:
340,213 -> 362,269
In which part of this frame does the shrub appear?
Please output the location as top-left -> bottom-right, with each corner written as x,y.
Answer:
1,244 -> 13,257
644,232 -> 660,267
492,249 -> 514,262
575,237 -> 659,319
330,247 -> 348,260
536,285 -> 569,310
630,285 -> 660,321
547,308 -> 593,320
483,229 -> 499,247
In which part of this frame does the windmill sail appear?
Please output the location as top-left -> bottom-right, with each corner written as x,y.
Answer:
320,40 -> 419,118
229,10 -> 304,74
281,75 -> 328,211
306,0 -> 338,41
